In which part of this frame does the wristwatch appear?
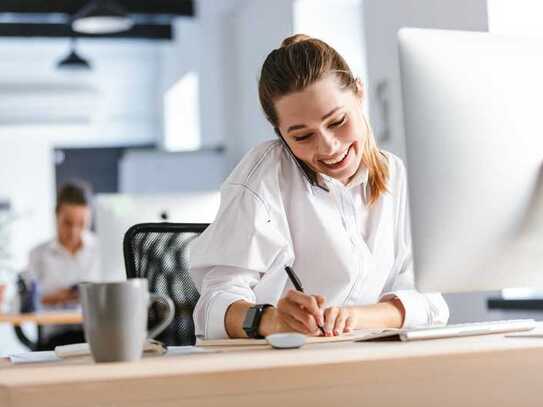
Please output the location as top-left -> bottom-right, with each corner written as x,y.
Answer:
243,304 -> 273,338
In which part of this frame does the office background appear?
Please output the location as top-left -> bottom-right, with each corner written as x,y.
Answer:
0,0 -> 540,355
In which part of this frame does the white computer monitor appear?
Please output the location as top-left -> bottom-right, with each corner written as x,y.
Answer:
398,28 -> 543,293
94,191 -> 220,282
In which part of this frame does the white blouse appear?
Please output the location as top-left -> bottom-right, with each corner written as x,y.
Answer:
190,140 -> 449,339
25,231 -> 100,295
24,231 -> 100,337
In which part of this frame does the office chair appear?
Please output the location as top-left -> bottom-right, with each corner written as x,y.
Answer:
13,276 -> 42,351
123,222 -> 208,346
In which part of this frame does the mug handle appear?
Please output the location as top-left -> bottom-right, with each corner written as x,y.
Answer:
147,293 -> 175,339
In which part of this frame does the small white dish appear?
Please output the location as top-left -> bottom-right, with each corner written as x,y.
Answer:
266,333 -> 306,349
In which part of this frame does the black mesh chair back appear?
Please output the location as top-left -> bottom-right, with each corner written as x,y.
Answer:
123,222 -> 208,346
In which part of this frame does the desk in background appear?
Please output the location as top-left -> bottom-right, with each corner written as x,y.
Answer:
488,297 -> 543,311
1,332 -> 543,407
0,311 -> 83,350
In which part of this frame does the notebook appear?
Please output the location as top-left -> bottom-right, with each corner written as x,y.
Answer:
196,328 -> 401,347
197,319 -> 537,346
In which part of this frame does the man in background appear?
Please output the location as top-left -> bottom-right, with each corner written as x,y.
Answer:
24,181 -> 100,348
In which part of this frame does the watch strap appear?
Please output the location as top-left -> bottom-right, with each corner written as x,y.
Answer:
243,304 -> 272,339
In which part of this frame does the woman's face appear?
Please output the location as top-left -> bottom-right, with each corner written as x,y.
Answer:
56,203 -> 90,252
275,75 -> 366,185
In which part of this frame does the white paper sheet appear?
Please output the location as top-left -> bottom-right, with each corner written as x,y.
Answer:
9,351 -> 61,364
165,346 -> 218,356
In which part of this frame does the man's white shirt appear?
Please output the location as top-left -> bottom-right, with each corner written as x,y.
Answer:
190,140 -> 449,339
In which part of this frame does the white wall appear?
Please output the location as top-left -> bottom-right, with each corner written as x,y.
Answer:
0,135 -> 54,271
294,0 -> 368,91
488,0 -> 543,38
363,0 -> 489,159
159,18 -> 202,150
0,39 -> 163,146
221,0 -> 295,171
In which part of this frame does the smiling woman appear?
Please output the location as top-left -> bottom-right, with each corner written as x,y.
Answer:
276,79 -> 362,183
260,34 -> 388,204
275,77 -> 368,186
189,34 -> 449,340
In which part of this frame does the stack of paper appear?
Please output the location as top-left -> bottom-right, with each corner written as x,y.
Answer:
9,351 -> 60,364
54,339 -> 167,358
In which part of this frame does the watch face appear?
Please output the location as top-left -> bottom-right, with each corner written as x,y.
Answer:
243,308 -> 258,330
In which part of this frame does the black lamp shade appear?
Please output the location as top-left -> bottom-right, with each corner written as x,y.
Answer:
57,49 -> 91,70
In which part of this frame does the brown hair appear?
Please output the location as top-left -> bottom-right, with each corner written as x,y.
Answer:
55,181 -> 92,213
258,34 -> 388,204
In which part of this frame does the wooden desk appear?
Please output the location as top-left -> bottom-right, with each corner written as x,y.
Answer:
1,332 -> 543,407
0,311 -> 82,326
0,311 -> 83,350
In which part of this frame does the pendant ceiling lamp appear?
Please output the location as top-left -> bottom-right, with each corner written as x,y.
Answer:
72,0 -> 134,34
57,38 -> 91,71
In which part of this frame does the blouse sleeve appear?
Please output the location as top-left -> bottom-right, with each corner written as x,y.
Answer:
190,184 -> 292,339
379,159 -> 450,328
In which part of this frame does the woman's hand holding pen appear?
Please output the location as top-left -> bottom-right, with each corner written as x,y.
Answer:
260,289 -> 326,336
260,291 -> 356,337
278,290 -> 326,335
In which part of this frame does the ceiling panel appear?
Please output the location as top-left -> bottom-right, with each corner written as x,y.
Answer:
0,0 -> 193,39
0,1 -> 194,16
0,23 -> 172,39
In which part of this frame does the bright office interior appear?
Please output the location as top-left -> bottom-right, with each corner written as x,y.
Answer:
0,0 -> 542,356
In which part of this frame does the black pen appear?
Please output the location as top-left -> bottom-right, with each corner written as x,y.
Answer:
284,266 -> 326,335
